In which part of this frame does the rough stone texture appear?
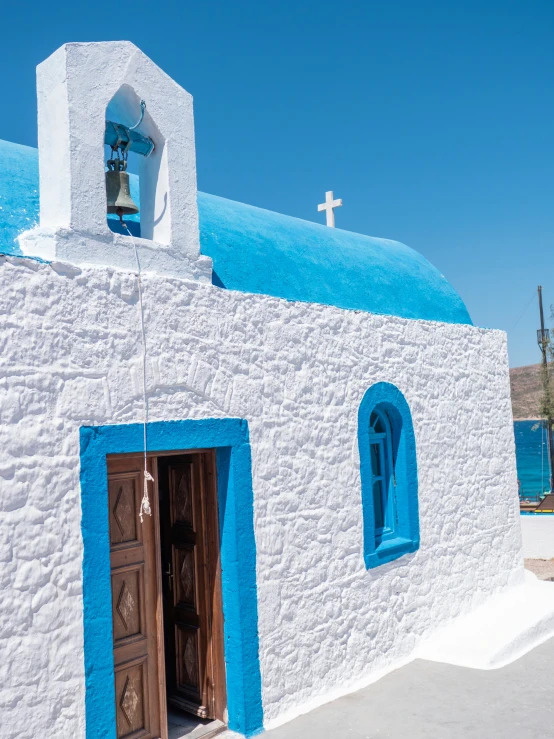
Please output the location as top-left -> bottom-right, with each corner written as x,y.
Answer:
0,254 -> 523,738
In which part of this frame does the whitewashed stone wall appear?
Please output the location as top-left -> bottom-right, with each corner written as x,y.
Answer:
0,254 -> 523,738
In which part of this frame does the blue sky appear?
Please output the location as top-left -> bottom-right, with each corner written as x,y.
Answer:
1,0 -> 553,367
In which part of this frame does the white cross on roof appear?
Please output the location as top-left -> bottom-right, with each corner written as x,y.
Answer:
317,190 -> 342,228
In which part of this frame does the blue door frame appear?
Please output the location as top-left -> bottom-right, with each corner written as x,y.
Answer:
80,418 -> 264,738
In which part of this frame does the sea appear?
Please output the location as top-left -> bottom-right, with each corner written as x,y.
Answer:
514,420 -> 551,497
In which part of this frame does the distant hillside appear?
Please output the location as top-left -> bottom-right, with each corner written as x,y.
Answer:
510,363 -> 543,420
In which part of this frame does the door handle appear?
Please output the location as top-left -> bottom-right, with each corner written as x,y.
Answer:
165,561 -> 174,592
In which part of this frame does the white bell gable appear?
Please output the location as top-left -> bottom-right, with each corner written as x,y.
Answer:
19,41 -> 211,280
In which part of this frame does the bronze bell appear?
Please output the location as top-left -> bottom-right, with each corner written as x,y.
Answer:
106,158 -> 139,221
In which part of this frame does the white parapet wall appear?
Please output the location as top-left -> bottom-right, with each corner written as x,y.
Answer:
521,515 -> 554,559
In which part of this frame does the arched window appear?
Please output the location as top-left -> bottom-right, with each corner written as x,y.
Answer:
358,383 -> 419,568
369,409 -> 395,538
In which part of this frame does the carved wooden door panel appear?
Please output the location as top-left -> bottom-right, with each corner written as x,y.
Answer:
108,455 -> 163,739
158,453 -> 225,722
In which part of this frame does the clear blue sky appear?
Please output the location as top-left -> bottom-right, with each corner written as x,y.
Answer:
1,0 -> 553,367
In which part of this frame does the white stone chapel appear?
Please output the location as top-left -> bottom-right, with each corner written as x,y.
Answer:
0,41 -> 545,739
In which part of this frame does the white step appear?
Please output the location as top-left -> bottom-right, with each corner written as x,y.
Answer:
417,571 -> 554,669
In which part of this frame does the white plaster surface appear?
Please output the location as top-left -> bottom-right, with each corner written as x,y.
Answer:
0,253 -> 524,738
521,515 -> 554,559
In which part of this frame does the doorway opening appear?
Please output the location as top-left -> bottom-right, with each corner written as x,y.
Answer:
107,450 -> 227,739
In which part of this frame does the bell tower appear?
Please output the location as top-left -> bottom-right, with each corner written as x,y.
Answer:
18,41 -> 212,281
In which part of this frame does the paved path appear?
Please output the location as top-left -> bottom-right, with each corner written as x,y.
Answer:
525,558 -> 554,581
264,637 -> 554,739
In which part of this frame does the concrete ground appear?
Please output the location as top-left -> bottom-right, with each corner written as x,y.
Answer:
525,558 -> 554,581
263,637 -> 554,739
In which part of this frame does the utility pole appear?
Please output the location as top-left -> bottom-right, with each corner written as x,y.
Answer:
537,285 -> 554,492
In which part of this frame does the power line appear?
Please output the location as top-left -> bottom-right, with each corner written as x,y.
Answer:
508,290 -> 538,334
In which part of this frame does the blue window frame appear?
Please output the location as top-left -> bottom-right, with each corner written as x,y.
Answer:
358,383 -> 419,568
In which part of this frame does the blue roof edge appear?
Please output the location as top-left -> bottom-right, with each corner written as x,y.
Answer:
0,138 -> 472,326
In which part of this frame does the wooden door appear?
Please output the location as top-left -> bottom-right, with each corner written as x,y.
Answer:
108,455 -> 164,739
158,453 -> 226,722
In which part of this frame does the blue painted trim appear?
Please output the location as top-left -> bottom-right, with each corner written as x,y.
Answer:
358,383 -> 420,568
0,251 -> 47,263
80,418 -> 264,738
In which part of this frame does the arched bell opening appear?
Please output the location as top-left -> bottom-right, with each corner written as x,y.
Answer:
105,84 -> 167,242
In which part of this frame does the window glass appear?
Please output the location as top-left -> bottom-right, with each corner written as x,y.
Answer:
369,411 -> 385,435
370,442 -> 381,477
369,410 -> 393,539
373,480 -> 385,530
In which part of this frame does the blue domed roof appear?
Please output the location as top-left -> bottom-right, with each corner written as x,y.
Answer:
0,139 -> 471,325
